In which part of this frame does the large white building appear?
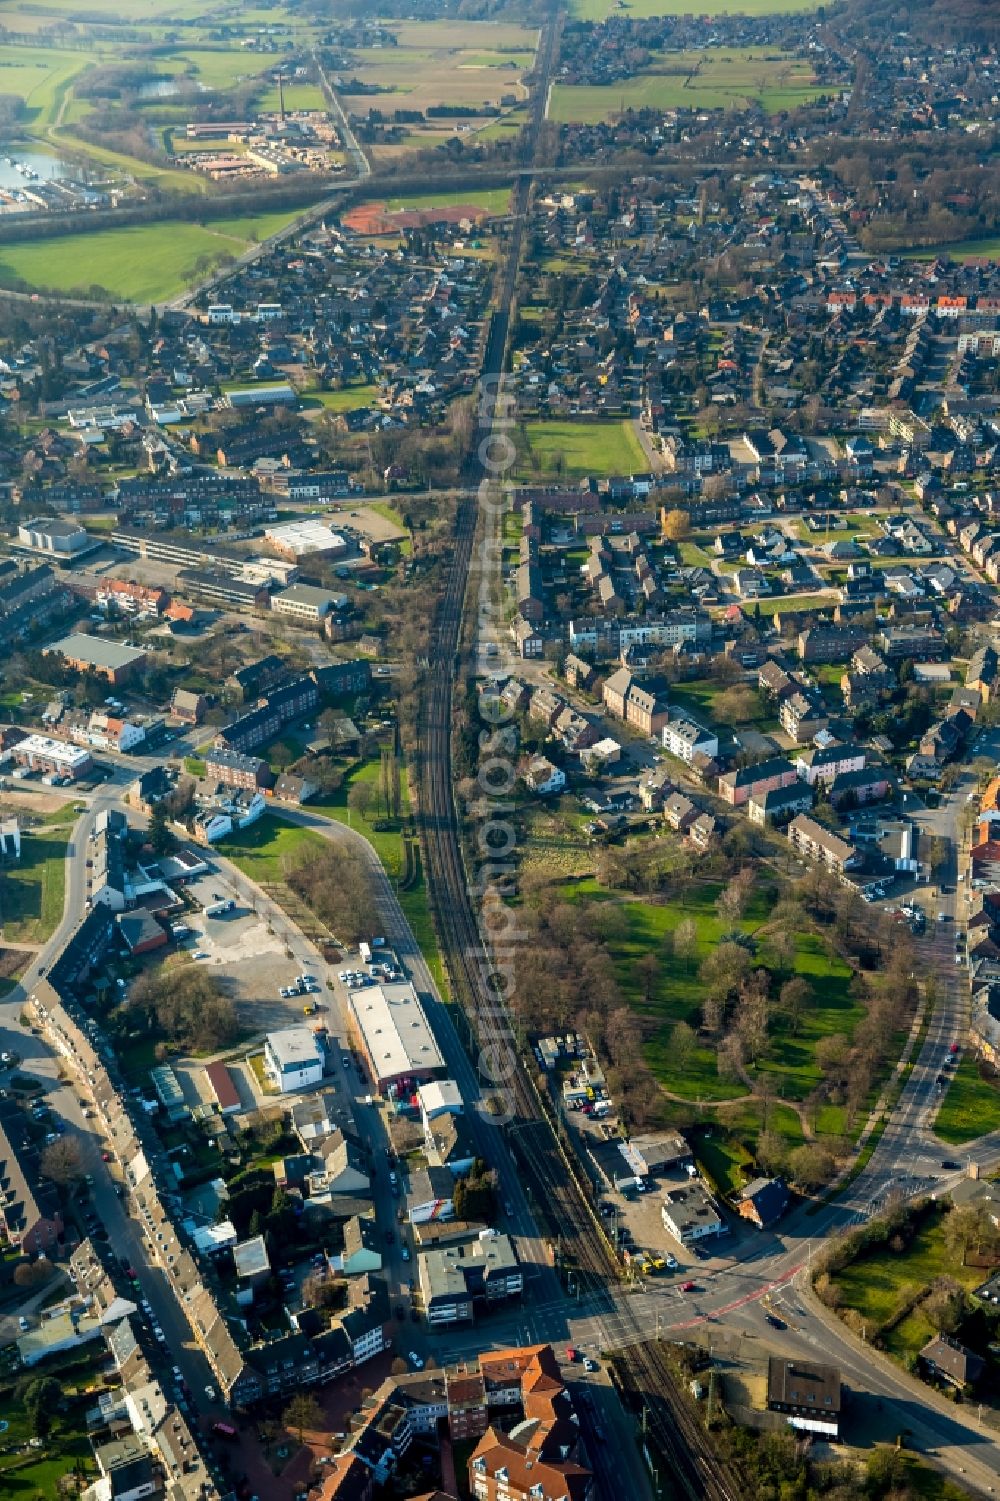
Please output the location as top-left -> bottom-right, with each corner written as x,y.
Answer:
264,519 -> 348,560
7,733 -> 93,780
347,981 -> 444,1093
263,1027 -> 325,1093
17,518 -> 91,556
661,712 -> 719,765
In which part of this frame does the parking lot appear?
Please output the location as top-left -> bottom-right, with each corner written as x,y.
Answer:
172,869 -> 334,1036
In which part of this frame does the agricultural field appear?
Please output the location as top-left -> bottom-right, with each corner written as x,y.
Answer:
571,0 -> 822,17
0,208 -> 304,302
337,21 -> 538,120
0,44 -> 89,127
548,48 -> 823,123
256,82 -> 326,113
516,419 -> 647,480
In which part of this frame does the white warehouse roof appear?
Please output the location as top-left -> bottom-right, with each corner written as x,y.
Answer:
348,981 -> 444,1083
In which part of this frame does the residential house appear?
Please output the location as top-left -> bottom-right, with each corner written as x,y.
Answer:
787,815 -> 858,874
718,757 -> 798,808
794,743 -> 866,787
661,712 -> 719,765
919,1335 -> 984,1391
780,691 -> 829,743
736,1178 -> 789,1229
523,757 -> 566,796
602,669 -> 669,736
747,782 -> 814,827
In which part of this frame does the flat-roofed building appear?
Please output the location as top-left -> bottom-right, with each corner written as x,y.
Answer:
660,1181 -> 724,1243
272,583 -> 343,624
347,981 -> 445,1094
45,632 -> 147,685
18,517 -> 91,556
264,1026 -> 325,1093
9,733 -> 93,780
418,1234 -> 522,1326
177,570 -> 270,612
264,519 -> 348,559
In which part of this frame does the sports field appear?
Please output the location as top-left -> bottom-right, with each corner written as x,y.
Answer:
906,236 -> 1000,263
571,0 -> 821,17
548,48 -> 822,122
379,187 -> 511,214
0,208 -> 303,302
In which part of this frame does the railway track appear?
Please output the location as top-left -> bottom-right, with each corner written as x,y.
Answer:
413,15 -> 741,1501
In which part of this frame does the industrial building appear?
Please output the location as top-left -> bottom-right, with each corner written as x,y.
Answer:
347,981 -> 444,1093
264,519 -> 348,559
17,517 -> 92,557
45,632 -> 147,685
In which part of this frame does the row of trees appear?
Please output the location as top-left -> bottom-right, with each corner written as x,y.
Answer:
285,842 -> 374,949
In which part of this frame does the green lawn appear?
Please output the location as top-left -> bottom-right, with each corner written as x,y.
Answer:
0,210 -> 306,302
0,828 -> 67,944
0,44 -> 89,127
304,384 -> 379,413
831,1205 -> 981,1362
516,419 -> 647,481
257,82 -> 327,112
693,1129 -> 754,1195
172,47 -> 262,90
548,48 -> 822,123
368,501 -> 408,534
934,1056 -> 1000,1144
767,592 -> 836,614
905,236 -> 1000,264
223,815 -> 325,886
0,1434 -> 96,1499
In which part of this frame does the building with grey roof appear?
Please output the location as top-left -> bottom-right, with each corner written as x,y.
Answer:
45,631 -> 147,684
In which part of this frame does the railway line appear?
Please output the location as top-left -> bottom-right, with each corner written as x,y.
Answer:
412,13 -> 741,1501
